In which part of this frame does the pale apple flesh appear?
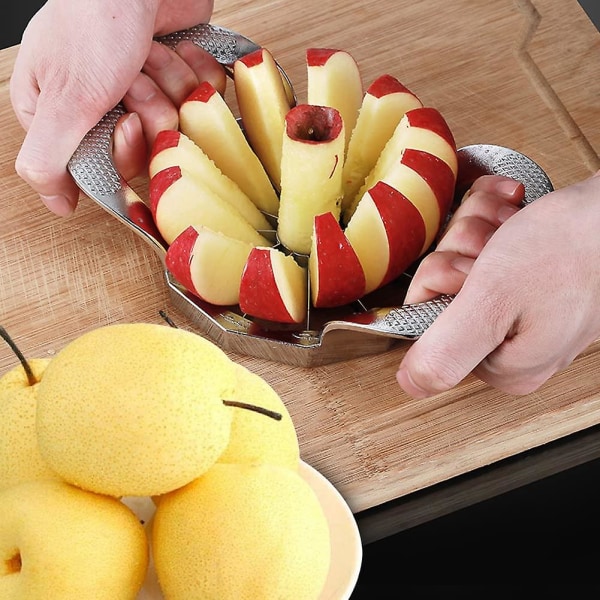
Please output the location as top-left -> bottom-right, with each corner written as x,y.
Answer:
166,225 -> 256,306
178,81 -> 279,216
309,211 -> 366,307
342,74 -> 423,213
239,247 -> 308,324
149,165 -> 273,247
346,105 -> 457,222
306,48 -> 363,152
149,129 -> 272,233
345,181 -> 427,293
277,104 -> 345,255
234,47 -> 292,191
373,153 -> 442,256
145,46 -> 459,325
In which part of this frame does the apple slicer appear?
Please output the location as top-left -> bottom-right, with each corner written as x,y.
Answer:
67,23 -> 554,367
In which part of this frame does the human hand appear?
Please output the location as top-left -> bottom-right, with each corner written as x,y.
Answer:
10,0 -> 224,217
397,171 -> 600,397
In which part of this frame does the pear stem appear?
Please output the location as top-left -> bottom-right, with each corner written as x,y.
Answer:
223,399 -> 282,421
159,310 -> 178,328
156,313 -> 282,422
0,325 -> 38,386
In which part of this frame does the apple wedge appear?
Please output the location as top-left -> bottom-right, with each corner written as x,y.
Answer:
341,74 -> 423,213
166,225 -> 256,306
277,104 -> 345,255
345,181 -> 426,294
149,165 -> 272,247
306,48 -> 363,152
234,47 -> 293,191
149,129 -> 272,233
345,106 -> 457,222
178,81 -> 279,217
309,211 -> 366,307
239,247 -> 308,324
374,147 -> 456,255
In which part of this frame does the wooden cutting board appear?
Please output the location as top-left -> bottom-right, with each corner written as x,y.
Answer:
1,0 -> 599,528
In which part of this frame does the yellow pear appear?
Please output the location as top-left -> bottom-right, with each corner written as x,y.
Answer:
152,462 -> 331,600
35,322 -> 237,497
217,362 -> 300,470
0,358 -> 62,491
0,479 -> 148,599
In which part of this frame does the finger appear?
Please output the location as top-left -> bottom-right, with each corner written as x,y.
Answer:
435,214 -> 497,257
175,41 -> 227,95
404,252 -> 474,304
468,174 -> 525,198
112,112 -> 149,182
472,349 -> 557,396
122,72 -> 179,149
396,288 -> 506,398
14,88 -> 111,216
142,41 -> 202,106
443,185 -> 523,236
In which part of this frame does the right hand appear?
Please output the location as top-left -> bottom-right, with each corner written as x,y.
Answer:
397,171 -> 600,397
10,0 -> 225,217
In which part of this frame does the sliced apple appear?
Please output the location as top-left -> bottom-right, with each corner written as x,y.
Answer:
178,81 -> 279,217
308,211 -> 366,307
149,129 -> 272,233
277,104 -> 345,256
234,47 -> 293,191
341,74 -> 423,213
149,165 -> 272,247
239,247 -> 308,324
345,181 -> 426,293
374,147 -> 456,255
306,48 -> 363,153
166,225 -> 256,306
346,106 -> 457,221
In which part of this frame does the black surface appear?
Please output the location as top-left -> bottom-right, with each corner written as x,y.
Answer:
353,458 -> 600,593
578,0 -> 600,30
0,0 -> 43,49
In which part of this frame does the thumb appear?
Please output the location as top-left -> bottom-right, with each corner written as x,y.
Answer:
396,292 -> 503,397
14,92 -> 105,216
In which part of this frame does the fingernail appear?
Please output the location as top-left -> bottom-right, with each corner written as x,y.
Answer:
451,256 -> 474,274
495,179 -> 522,198
115,112 -> 141,148
40,194 -> 75,217
396,366 -> 431,399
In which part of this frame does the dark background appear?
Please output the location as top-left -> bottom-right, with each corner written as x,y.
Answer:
2,2 -> 600,597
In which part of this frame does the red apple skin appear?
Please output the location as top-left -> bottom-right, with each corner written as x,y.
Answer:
405,107 -> 457,153
368,181 -> 426,286
149,165 -> 182,221
165,226 -> 200,296
183,80 -> 218,103
311,212 -> 366,307
366,74 -> 420,100
306,48 -> 339,66
237,48 -> 266,68
149,129 -> 180,164
401,148 -> 457,227
239,248 -> 297,324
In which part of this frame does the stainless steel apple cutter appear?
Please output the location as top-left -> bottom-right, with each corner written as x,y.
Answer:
68,23 -> 554,367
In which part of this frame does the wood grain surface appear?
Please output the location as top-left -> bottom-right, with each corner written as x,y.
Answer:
1,0 -> 599,523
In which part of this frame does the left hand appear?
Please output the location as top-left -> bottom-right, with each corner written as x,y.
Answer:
10,0 -> 224,217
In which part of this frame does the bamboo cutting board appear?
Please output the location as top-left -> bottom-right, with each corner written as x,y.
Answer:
1,0 -> 600,528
